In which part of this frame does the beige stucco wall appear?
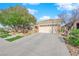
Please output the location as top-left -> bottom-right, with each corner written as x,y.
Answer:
38,25 -> 61,33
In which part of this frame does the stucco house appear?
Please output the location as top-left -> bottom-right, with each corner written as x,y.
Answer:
62,19 -> 79,31
73,20 -> 79,29
35,19 -> 62,33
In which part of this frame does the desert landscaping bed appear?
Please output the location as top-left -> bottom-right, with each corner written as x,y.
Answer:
62,29 -> 79,56
60,28 -> 79,56
66,44 -> 79,56
0,28 -> 37,42
63,38 -> 79,56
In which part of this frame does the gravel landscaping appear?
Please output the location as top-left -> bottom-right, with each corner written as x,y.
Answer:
66,44 -> 79,56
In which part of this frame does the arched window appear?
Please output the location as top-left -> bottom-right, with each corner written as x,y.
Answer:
76,23 -> 79,29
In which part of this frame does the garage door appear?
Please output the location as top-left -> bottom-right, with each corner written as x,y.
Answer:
39,26 -> 52,33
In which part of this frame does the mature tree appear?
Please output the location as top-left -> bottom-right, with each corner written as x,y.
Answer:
58,8 -> 79,30
0,6 -> 36,33
58,12 -> 67,24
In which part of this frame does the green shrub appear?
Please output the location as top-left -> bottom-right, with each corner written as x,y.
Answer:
69,29 -> 79,35
67,29 -> 79,46
68,35 -> 79,46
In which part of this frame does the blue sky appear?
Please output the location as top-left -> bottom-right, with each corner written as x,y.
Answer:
0,3 -> 79,21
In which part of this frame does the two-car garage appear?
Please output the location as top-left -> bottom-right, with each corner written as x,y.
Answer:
39,25 -> 52,33
37,19 -> 61,33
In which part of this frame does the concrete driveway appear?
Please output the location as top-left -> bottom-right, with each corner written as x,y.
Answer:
0,33 -> 70,56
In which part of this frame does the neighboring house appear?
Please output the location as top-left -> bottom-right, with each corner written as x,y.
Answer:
73,20 -> 79,29
62,19 -> 79,30
36,19 -> 62,33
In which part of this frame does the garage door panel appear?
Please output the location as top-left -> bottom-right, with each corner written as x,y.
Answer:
39,26 -> 52,33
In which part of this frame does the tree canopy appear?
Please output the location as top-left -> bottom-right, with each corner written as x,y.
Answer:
0,6 -> 37,33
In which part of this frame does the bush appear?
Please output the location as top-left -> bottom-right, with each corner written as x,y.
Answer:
69,29 -> 79,36
67,29 -> 79,46
68,35 -> 79,46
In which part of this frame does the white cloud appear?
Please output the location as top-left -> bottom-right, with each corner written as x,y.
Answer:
22,3 -> 40,6
28,3 -> 40,5
40,16 -> 51,20
54,16 -> 60,19
28,8 -> 38,15
56,3 -> 79,11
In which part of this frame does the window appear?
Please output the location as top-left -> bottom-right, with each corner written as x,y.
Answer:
35,26 -> 38,29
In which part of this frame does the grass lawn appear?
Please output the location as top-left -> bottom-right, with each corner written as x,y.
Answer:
6,36 -> 22,42
0,34 -> 11,38
0,31 -> 11,38
0,28 -> 11,38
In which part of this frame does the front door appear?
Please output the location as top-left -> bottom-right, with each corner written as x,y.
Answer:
52,26 -> 58,33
